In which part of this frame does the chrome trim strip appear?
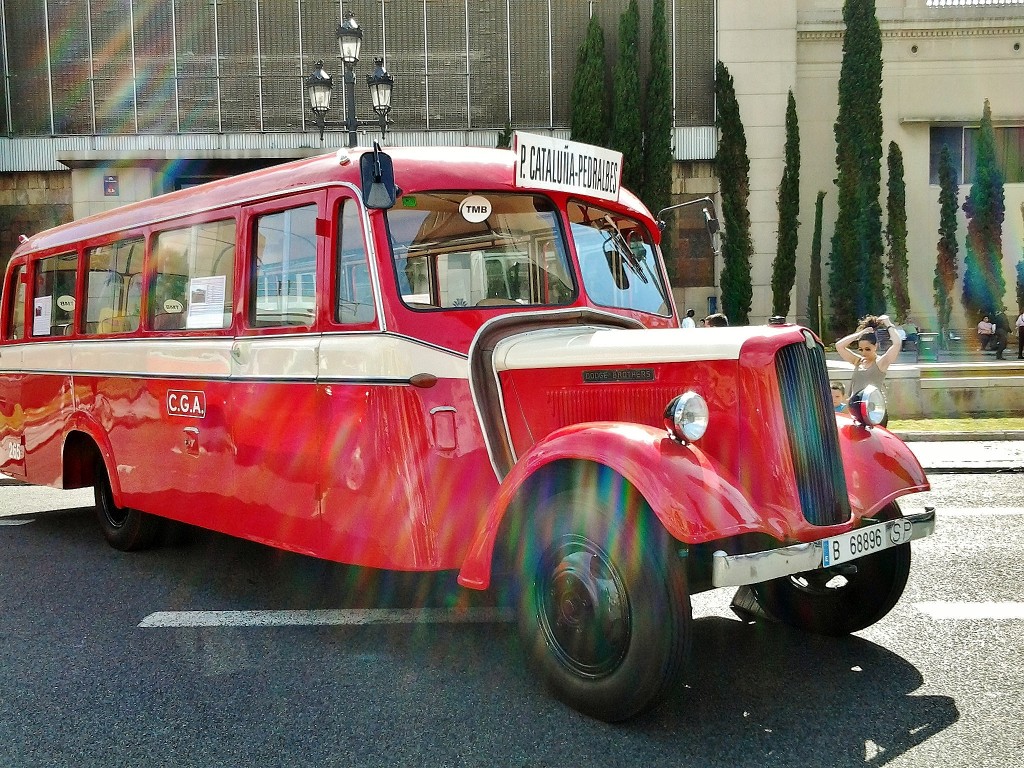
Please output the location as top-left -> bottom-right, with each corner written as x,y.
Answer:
710,508 -> 936,588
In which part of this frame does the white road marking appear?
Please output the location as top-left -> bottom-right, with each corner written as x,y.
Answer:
915,602 -> 1024,620
139,607 -> 516,628
0,519 -> 33,526
936,508 -> 1024,517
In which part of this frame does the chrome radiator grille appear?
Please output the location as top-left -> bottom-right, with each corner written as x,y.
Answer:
775,342 -> 851,527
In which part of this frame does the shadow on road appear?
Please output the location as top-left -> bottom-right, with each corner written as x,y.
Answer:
6,507 -> 959,767
639,616 -> 958,766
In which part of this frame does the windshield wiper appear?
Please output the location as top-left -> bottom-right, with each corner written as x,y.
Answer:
606,228 -> 649,284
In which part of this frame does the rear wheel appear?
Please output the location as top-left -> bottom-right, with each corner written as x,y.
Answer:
740,503 -> 911,636
94,456 -> 162,551
515,479 -> 690,722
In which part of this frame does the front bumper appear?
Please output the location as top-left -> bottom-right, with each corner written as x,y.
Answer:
710,507 -> 936,588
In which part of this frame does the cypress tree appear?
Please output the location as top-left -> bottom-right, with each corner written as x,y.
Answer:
934,146 -> 959,337
962,99 -> 1007,319
829,0 -> 884,334
610,0 -> 644,193
643,0 -> 672,215
885,141 -> 910,320
570,15 -> 609,147
715,60 -> 753,325
1016,255 -> 1024,315
807,191 -> 826,337
772,90 -> 800,318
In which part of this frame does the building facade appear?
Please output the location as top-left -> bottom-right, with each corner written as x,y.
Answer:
3,0 -> 1024,328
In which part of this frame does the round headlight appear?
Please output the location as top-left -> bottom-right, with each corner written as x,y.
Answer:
664,392 -> 709,443
848,384 -> 886,427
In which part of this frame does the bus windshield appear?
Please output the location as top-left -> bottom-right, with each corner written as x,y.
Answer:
386,192 -> 575,309
568,200 -> 671,316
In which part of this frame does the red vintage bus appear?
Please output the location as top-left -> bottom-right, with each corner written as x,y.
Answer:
0,134 -> 933,721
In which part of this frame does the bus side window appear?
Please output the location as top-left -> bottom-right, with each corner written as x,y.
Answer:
252,204 -> 317,328
336,197 -> 375,325
151,219 -> 235,331
85,239 -> 142,335
32,252 -> 77,337
5,266 -> 26,340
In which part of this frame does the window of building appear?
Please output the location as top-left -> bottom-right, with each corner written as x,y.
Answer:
85,239 -> 143,335
151,220 -> 236,331
930,125 -> 1024,184
251,205 -> 317,327
31,252 -> 78,337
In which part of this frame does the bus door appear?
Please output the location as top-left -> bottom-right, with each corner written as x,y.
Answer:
20,252 -> 78,485
316,191 -> 492,571
224,192 -> 327,553
0,264 -> 28,477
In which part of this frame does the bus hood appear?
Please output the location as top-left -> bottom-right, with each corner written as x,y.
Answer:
490,325 -> 753,372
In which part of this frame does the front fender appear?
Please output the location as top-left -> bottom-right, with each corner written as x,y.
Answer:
457,419 -> 931,591
457,422 -> 765,590
837,418 -> 930,511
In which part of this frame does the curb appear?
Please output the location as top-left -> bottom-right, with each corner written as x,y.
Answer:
923,466 -> 1024,474
894,430 -> 1024,442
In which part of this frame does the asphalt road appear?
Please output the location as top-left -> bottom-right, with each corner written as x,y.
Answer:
0,475 -> 1021,768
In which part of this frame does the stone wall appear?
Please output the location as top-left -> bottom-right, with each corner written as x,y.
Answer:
0,171 -> 73,274
828,362 -> 1024,418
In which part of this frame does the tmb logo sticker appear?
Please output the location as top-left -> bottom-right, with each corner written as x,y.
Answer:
167,390 -> 207,418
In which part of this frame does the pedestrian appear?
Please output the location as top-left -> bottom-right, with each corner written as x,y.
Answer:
1016,309 -> 1024,359
681,309 -> 696,328
830,381 -> 847,413
835,314 -> 903,425
704,312 -> 729,327
992,313 -> 1009,360
977,315 -> 995,351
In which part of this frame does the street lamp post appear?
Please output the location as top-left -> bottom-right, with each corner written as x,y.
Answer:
305,9 -> 394,148
305,61 -> 333,144
336,10 -> 363,149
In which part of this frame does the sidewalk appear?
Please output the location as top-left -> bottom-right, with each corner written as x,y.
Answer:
899,438 -> 1024,474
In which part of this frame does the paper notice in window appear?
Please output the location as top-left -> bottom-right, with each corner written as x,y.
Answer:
33,296 -> 52,336
186,275 -> 227,329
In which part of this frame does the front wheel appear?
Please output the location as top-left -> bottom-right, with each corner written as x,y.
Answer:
515,480 -> 691,722
94,456 -> 163,551
737,504 -> 912,636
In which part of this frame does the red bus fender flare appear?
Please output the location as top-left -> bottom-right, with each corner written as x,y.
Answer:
835,418 -> 930,512
62,410 -> 122,502
456,420 -> 931,591
457,421 -> 766,591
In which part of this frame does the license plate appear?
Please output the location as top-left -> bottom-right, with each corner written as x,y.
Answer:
821,518 -> 915,568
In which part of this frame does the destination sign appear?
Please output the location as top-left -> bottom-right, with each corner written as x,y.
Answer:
513,131 -> 622,202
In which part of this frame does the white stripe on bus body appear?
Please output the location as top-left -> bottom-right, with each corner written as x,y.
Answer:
0,333 -> 470,382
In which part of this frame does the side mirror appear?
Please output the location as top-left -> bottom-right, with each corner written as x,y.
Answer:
702,207 -> 720,236
360,142 -> 397,209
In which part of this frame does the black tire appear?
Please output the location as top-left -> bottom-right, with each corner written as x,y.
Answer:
93,456 -> 162,552
514,479 -> 691,722
746,503 -> 911,636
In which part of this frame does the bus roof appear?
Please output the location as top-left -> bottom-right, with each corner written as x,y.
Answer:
12,145 -> 653,258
